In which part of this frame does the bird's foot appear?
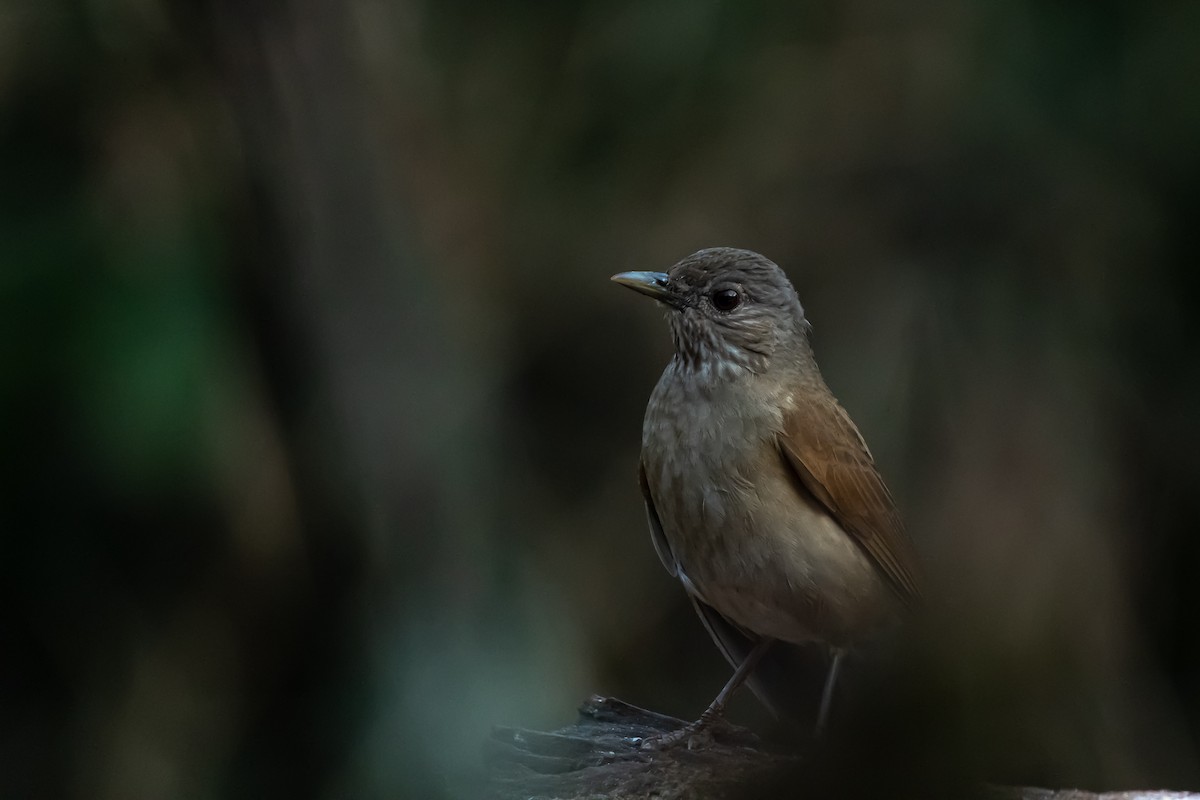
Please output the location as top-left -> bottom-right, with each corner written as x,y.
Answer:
637,712 -> 735,752
638,720 -> 711,751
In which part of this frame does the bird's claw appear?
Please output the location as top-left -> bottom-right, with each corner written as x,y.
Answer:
638,714 -> 737,751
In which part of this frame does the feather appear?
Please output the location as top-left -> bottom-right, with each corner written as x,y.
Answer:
777,394 -> 922,606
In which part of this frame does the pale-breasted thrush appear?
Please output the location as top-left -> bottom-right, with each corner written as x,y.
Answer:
612,247 -> 921,740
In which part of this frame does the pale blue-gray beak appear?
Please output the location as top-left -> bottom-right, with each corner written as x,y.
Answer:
611,271 -> 677,306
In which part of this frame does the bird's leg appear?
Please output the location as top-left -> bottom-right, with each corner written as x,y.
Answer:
641,637 -> 774,750
699,636 -> 774,725
815,647 -> 845,735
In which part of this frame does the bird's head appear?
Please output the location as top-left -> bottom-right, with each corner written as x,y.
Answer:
612,247 -> 810,374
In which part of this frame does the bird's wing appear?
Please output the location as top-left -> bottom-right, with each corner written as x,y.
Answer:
778,395 -> 922,606
638,461 -> 677,577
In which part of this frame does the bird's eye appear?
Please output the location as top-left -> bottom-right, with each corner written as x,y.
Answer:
711,289 -> 741,311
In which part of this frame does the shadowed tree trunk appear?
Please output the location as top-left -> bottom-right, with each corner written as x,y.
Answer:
176,0 -> 461,794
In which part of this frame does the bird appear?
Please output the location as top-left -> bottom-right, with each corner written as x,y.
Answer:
611,247 -> 921,743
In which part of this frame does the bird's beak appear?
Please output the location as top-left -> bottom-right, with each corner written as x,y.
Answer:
610,271 -> 677,306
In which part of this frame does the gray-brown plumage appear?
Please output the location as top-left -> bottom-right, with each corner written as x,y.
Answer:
612,247 -> 920,739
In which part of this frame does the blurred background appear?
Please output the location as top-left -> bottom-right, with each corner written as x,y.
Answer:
3,0 -> 1199,797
